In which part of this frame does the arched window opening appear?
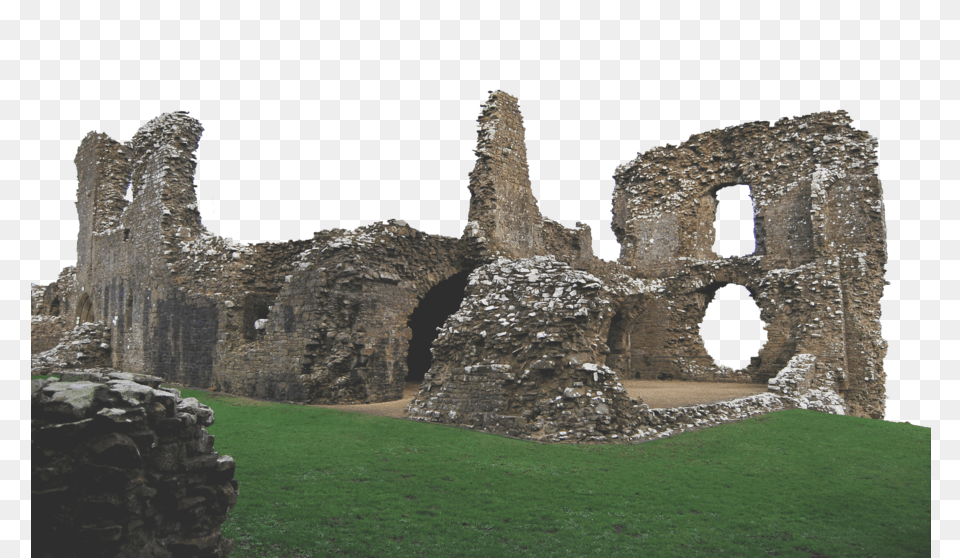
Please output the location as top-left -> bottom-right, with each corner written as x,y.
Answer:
77,292 -> 94,325
713,184 -> 755,257
699,284 -> 766,370
406,271 -> 471,383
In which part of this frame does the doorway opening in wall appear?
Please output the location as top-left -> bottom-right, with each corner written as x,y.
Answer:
406,270 -> 472,383
699,283 -> 767,371
77,292 -> 94,324
713,184 -> 755,257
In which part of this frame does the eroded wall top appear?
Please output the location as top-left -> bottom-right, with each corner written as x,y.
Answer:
611,110 -> 883,275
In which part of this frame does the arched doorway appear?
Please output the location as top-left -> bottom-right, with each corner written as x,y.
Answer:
406,270 -> 471,383
76,292 -> 95,324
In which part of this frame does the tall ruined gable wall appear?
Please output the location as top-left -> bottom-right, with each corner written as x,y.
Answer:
466,91 -> 594,268
610,110 -> 887,418
467,92 -> 543,259
66,112 -> 315,389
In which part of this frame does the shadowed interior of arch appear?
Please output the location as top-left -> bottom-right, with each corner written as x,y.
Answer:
406,270 -> 472,383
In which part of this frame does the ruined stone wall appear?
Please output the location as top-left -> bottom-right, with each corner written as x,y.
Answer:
31,266 -> 79,355
68,116 -> 198,382
407,256 -> 658,440
33,91 -> 887,430
32,316 -> 68,355
404,257 -> 849,442
32,321 -> 114,375
610,110 -> 887,418
216,220 -> 467,404
465,91 -> 594,267
32,371 -> 237,558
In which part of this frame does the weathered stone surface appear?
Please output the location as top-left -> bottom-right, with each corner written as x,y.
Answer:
32,90 -> 887,442
610,110 -> 887,418
32,321 -> 114,374
32,371 -> 237,558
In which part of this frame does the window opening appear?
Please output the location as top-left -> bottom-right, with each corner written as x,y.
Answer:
713,184 -> 755,257
242,295 -> 272,341
699,284 -> 766,370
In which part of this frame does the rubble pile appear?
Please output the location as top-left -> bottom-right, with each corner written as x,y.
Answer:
32,321 -> 114,375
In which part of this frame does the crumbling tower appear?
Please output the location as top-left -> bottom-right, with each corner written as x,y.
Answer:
464,91 -> 595,268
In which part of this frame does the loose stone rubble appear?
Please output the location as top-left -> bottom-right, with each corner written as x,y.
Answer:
32,90 -> 888,437
32,371 -> 238,557
32,320 -> 114,375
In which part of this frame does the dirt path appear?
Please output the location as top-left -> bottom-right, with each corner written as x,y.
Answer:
313,380 -> 770,419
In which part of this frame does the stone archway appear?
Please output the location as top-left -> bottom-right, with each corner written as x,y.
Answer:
406,270 -> 472,383
76,292 -> 94,324
698,283 -> 767,372
604,299 -> 644,377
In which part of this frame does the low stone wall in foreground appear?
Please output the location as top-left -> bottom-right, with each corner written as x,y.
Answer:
32,370 -> 238,558
409,354 -> 847,443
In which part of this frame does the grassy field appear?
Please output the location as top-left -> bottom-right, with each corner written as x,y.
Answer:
33,376 -> 930,557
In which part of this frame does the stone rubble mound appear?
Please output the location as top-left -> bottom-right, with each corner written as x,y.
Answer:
32,320 -> 114,375
407,254 -> 849,443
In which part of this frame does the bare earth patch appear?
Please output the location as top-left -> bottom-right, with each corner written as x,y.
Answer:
312,380 -> 770,419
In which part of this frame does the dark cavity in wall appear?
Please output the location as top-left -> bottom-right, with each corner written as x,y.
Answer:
406,270 -> 472,382
77,292 -> 94,324
242,294 -> 272,341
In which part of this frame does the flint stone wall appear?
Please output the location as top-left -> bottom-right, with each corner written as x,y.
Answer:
407,255 -> 656,441
32,371 -> 238,558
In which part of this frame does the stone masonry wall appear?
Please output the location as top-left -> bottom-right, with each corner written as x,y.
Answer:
610,110 -> 887,418
465,91 -> 594,267
32,371 -> 238,558
215,220 -> 467,404
407,256 -> 661,441
32,316 -> 68,355
32,321 -> 114,375
33,91 -> 888,436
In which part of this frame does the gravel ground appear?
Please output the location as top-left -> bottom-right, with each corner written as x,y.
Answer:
313,380 -> 770,419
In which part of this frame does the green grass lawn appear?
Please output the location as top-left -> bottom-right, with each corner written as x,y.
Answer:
33,376 -> 931,557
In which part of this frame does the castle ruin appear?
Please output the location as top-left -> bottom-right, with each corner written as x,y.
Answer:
33,91 -> 888,443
